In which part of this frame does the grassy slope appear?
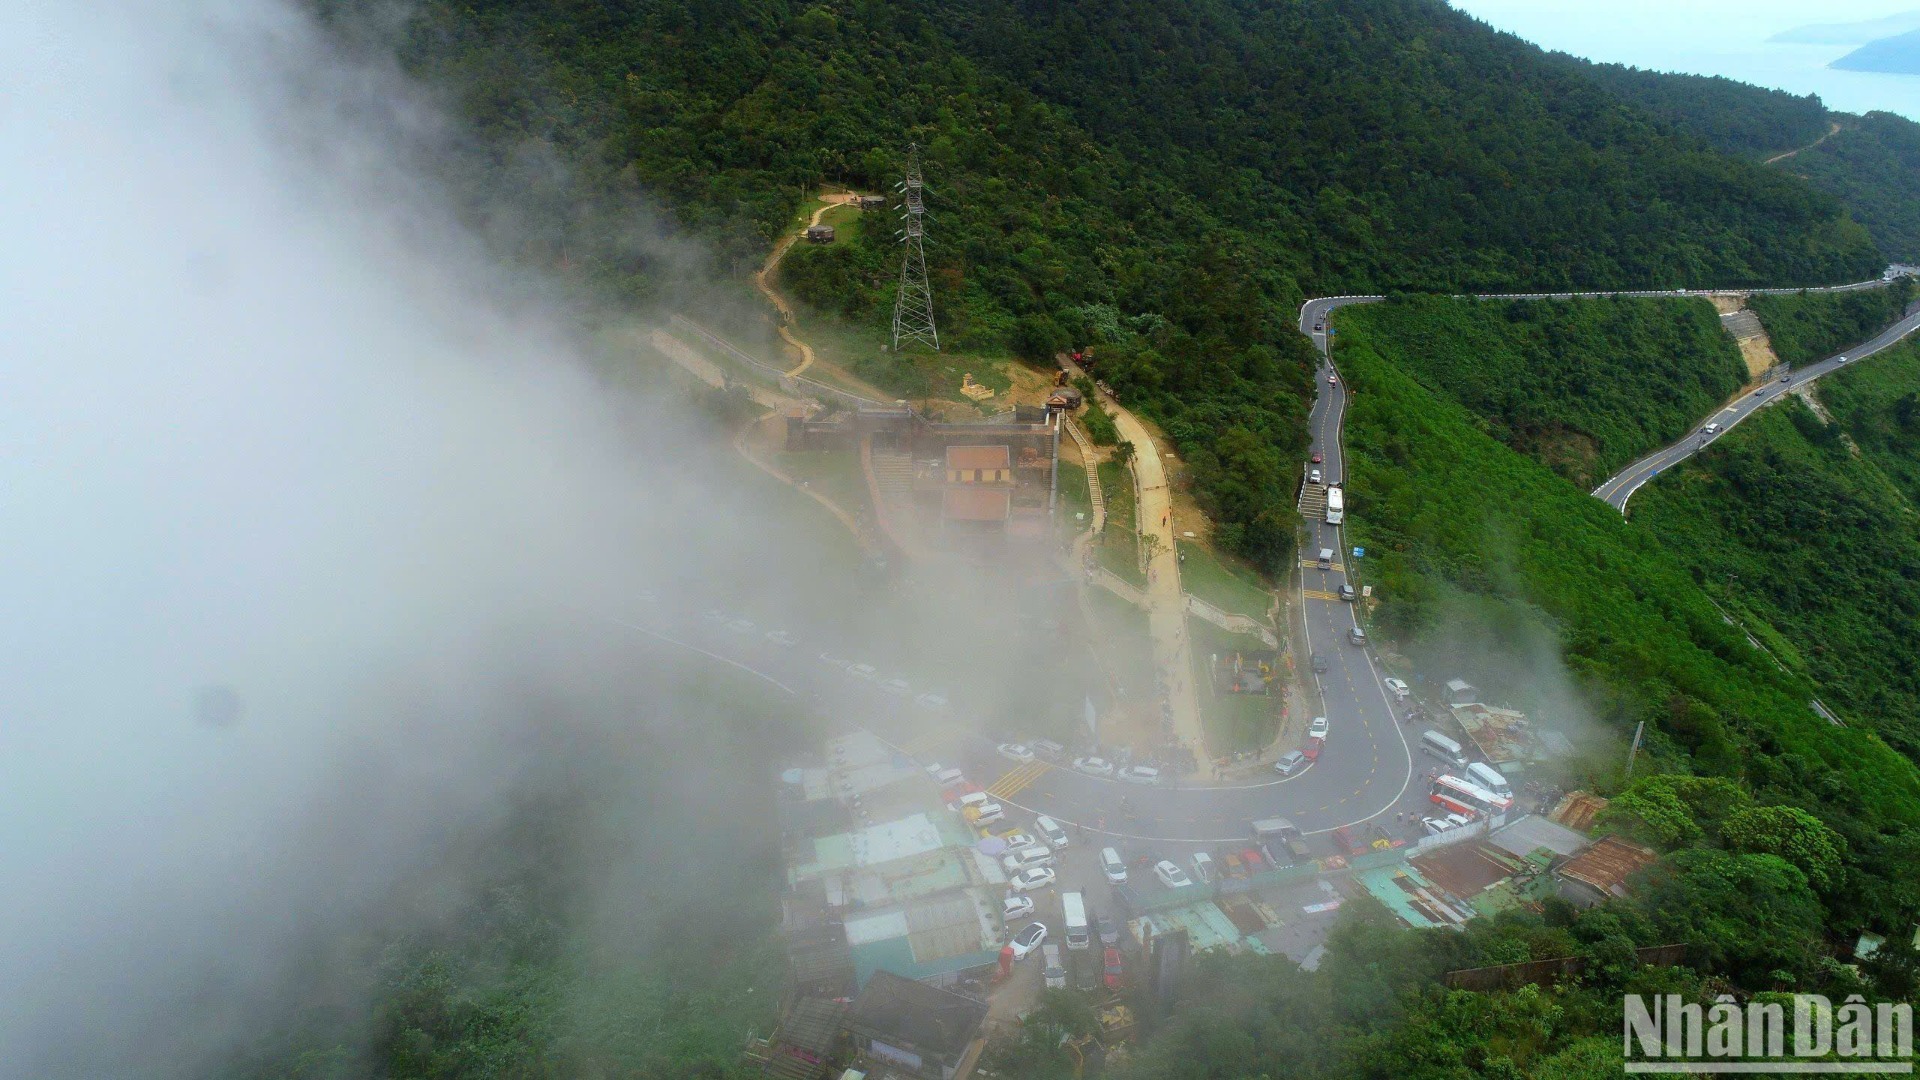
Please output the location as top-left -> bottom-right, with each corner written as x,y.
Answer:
1632,397 -> 1920,760
1338,296 -> 1746,489
1334,324 -> 1920,851
1746,279 -> 1915,366
1820,335 -> 1920,503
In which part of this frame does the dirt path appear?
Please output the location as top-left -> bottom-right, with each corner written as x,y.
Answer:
754,193 -> 854,379
1764,121 -> 1842,166
1108,402 -> 1206,767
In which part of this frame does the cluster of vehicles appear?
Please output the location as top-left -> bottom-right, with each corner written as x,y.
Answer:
1415,730 -> 1515,834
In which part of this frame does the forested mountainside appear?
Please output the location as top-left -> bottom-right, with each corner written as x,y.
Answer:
1332,304 -> 1920,952
1334,296 -> 1746,489
1573,60 -> 1920,259
320,0 -> 1890,570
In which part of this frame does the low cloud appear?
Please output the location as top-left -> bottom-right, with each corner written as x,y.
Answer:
0,1 -> 792,1073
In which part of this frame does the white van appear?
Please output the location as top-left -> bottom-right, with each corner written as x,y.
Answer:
933,767 -> 965,787
956,792 -> 1005,825
1036,815 -> 1070,849
1062,891 -> 1090,950
1317,547 -> 1335,570
1420,730 -> 1467,769
1100,847 -> 1128,885
1466,762 -> 1512,800
1002,845 -> 1055,873
1042,943 -> 1065,989
1191,851 -> 1216,885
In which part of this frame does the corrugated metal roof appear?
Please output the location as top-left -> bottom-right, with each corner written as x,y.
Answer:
1487,815 -> 1590,860
1556,836 -> 1658,897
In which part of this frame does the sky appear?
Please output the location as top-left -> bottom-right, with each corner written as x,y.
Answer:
1453,0 -> 1920,120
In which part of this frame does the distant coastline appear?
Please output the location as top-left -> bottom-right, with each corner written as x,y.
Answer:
1833,27 -> 1920,76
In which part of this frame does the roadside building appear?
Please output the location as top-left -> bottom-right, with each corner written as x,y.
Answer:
842,971 -> 988,1080
806,224 -> 837,243
1444,679 -> 1478,705
1553,835 -> 1658,908
944,445 -> 1012,484
753,997 -> 849,1080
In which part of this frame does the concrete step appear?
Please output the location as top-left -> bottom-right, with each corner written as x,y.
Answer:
1720,309 -> 1765,340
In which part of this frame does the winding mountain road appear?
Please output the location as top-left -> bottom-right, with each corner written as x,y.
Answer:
1594,302 -> 1920,510
623,268 -> 1916,872
1300,273 -> 1914,512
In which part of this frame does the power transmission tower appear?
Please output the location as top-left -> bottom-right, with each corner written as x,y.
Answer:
891,143 -> 939,351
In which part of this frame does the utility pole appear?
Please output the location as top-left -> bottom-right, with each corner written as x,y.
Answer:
1624,720 -> 1646,780
891,143 -> 939,351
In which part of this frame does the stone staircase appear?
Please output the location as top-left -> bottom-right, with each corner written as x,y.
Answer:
1296,480 -> 1328,522
869,447 -> 914,506
1064,417 -> 1106,530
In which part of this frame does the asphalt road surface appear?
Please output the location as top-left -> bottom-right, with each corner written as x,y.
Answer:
1300,273 -> 1912,513
1593,303 -> 1920,510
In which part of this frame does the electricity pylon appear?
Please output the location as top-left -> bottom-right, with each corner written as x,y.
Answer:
891,144 -> 939,351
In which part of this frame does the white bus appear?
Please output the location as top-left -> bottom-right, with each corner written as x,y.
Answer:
1429,774 -> 1512,817
1325,486 -> 1344,525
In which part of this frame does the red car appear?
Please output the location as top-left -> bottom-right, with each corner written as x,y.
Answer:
1310,451 -> 1323,464
1303,736 -> 1324,762
1103,948 -> 1125,989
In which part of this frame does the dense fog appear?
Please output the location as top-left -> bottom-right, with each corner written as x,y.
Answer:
0,1 -> 802,1073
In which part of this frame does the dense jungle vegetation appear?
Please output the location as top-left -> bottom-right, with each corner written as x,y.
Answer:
1329,312 -> 1920,947
1576,60 -> 1920,260
1338,296 -> 1746,489
1747,278 -> 1917,366
317,0 -> 1891,571
261,3 -> 1920,1077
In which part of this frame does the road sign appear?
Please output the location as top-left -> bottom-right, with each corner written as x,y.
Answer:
1362,585 -> 1373,597
1351,547 -> 1364,559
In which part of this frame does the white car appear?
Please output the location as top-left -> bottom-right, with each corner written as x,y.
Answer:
819,652 -> 852,672
1308,716 -> 1330,740
1838,354 -> 1850,364
1153,860 -> 1193,889
702,609 -> 728,624
725,618 -> 755,635
999,832 -> 1037,851
1003,895 -> 1035,922
1383,677 -> 1409,700
997,743 -> 1034,763
846,663 -> 878,682
968,802 -> 1006,826
1010,921 -> 1049,960
1073,756 -> 1114,777
1010,866 -> 1057,892
764,629 -> 796,647
879,676 -> 912,698
1702,423 -> 1722,436
1118,765 -> 1161,785
1036,815 -> 1070,848
915,692 -> 951,711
